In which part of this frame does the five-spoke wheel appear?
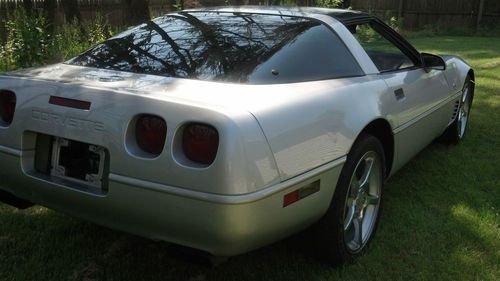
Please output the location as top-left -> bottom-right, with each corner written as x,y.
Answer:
442,74 -> 474,143
318,134 -> 385,264
457,80 -> 472,139
343,151 -> 382,253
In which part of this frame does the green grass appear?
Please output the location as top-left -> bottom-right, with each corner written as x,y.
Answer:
1,36 -> 499,281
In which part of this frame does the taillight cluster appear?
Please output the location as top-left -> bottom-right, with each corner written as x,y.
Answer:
0,90 -> 16,126
133,114 -> 219,166
135,115 -> 167,155
182,123 -> 219,165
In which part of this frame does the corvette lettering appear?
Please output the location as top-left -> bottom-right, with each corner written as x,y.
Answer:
32,110 -> 105,132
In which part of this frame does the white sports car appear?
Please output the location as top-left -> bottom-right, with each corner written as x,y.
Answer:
0,6 -> 474,263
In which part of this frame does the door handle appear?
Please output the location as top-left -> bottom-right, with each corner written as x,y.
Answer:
394,88 -> 405,101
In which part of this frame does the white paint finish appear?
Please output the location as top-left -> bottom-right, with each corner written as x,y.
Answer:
2,65 -> 387,183
109,156 -> 346,204
0,148 -> 343,256
380,68 -> 453,169
0,71 -> 282,195
382,68 -> 451,128
246,76 -> 390,180
442,55 -> 473,90
391,90 -> 462,174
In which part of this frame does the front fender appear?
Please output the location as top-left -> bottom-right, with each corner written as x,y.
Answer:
441,55 -> 473,92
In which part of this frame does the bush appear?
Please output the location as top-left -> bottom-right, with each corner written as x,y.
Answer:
315,0 -> 345,8
0,9 -> 113,72
52,14 -> 112,62
0,9 -> 52,71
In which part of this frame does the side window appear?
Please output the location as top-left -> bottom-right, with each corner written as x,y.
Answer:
246,23 -> 364,83
348,23 -> 415,72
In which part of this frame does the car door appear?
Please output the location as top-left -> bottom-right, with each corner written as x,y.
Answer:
348,20 -> 452,172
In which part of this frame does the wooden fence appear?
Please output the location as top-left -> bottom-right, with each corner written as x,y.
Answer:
0,0 -> 175,25
351,0 -> 500,30
0,0 -> 178,42
1,0 -> 499,33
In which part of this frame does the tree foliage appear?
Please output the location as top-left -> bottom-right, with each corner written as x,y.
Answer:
315,0 -> 347,8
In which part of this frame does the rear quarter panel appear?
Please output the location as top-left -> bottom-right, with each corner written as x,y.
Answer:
246,76 -> 392,180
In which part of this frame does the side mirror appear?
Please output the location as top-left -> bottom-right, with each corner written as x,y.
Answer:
421,53 -> 446,72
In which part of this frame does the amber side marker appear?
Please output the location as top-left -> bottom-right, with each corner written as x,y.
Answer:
49,96 -> 91,110
283,180 -> 320,207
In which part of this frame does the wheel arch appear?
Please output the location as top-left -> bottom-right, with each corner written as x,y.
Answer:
355,118 -> 394,177
468,69 -> 475,83
468,69 -> 475,101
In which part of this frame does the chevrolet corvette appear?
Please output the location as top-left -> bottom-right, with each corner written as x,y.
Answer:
0,6 -> 474,263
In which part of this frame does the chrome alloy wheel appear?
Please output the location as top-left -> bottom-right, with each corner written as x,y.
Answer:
343,151 -> 382,253
457,83 -> 472,139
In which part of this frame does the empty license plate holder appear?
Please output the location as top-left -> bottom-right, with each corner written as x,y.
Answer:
50,137 -> 106,189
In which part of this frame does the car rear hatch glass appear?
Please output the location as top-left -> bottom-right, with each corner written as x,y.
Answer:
67,11 -> 362,84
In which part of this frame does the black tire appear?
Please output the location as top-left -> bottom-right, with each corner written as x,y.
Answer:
441,75 -> 474,144
317,134 -> 385,264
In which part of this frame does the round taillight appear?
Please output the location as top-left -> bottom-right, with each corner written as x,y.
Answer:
0,90 -> 16,125
182,123 -> 219,165
135,115 -> 167,156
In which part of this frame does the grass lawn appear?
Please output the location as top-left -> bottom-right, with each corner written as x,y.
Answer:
1,36 -> 499,281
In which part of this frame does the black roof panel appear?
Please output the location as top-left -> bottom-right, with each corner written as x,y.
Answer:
184,6 -> 372,24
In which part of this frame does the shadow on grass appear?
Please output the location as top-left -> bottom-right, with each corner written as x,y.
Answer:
0,204 -> 332,281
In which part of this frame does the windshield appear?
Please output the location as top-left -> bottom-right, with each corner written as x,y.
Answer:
67,12 -> 363,84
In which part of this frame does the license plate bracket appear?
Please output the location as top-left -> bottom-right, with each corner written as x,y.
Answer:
50,137 -> 106,189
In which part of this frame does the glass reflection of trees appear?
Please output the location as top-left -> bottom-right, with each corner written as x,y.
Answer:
68,12 -> 362,84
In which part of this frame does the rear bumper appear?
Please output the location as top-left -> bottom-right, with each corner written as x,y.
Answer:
0,146 -> 344,256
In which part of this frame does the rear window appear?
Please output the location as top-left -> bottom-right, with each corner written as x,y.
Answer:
67,12 -> 363,84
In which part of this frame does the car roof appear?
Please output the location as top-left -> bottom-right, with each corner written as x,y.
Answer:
183,6 -> 372,25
